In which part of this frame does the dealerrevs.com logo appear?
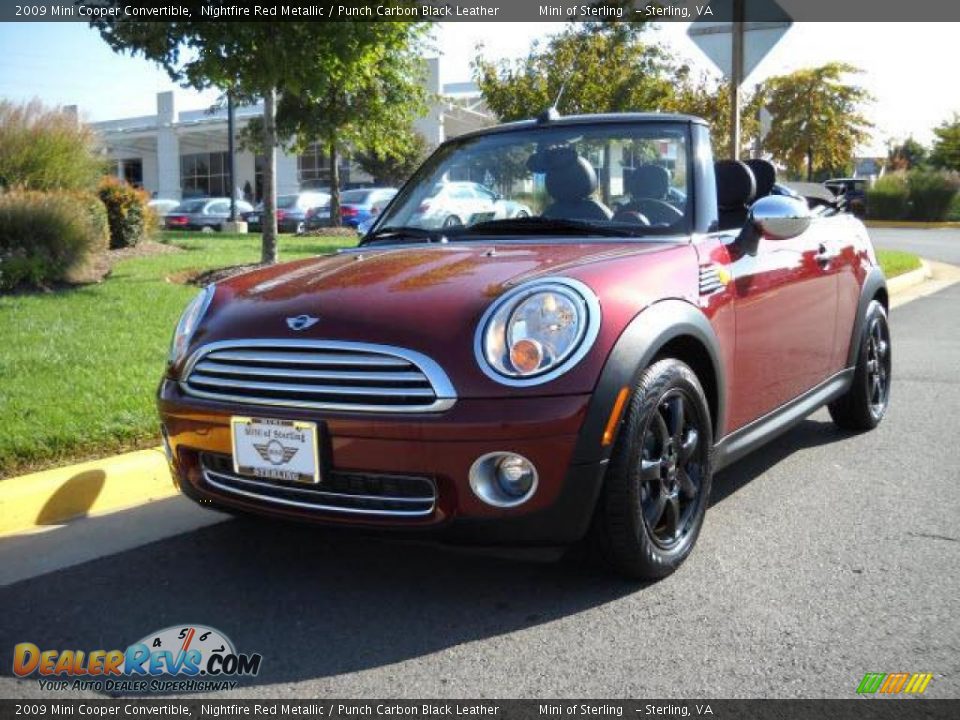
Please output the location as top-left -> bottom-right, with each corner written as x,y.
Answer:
13,625 -> 263,693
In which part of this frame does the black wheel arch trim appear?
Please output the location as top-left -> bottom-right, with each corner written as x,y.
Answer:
571,298 -> 726,466
847,265 -> 887,367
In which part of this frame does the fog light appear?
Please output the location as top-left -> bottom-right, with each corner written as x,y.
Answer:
469,452 -> 539,507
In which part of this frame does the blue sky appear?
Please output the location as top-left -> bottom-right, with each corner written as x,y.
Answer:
1,21 -> 957,154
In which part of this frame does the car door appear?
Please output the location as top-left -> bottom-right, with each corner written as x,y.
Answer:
727,218 -> 839,429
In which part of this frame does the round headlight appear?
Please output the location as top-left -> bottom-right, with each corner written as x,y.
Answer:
476,278 -> 600,386
169,284 -> 215,365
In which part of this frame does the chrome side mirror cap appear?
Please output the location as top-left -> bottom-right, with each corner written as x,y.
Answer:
749,195 -> 811,240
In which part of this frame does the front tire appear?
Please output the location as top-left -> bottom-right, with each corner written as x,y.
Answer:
594,359 -> 713,580
828,300 -> 891,430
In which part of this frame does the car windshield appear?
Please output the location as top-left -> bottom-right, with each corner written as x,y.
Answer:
175,200 -> 208,213
277,195 -> 300,209
374,122 -> 691,238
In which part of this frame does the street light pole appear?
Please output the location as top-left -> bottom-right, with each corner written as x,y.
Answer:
729,0 -> 745,160
227,91 -> 237,222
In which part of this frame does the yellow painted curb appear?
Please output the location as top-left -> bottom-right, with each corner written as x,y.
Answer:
865,220 -> 960,229
0,447 -> 175,537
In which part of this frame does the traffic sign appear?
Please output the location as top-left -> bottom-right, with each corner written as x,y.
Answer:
686,0 -> 793,159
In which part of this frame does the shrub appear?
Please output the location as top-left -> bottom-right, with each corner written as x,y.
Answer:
0,99 -> 105,192
97,176 -> 152,248
866,174 -> 909,220
906,170 -> 960,221
0,190 -> 109,291
948,193 -> 960,221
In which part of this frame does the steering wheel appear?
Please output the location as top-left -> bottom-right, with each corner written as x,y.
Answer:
612,210 -> 651,226
630,199 -> 684,226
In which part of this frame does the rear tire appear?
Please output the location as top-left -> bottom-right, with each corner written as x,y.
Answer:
828,300 -> 891,431
593,359 -> 713,580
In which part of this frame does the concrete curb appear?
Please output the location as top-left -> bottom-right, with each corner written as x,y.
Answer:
0,447 -> 174,537
0,257 -> 945,538
865,220 -> 960,229
886,259 -> 932,296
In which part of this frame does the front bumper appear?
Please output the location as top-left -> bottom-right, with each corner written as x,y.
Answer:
158,379 -> 605,545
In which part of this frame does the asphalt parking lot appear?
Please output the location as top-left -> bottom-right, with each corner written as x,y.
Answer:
1,231 -> 958,699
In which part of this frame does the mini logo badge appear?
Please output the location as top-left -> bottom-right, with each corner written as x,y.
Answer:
286,314 -> 319,331
254,440 -> 299,466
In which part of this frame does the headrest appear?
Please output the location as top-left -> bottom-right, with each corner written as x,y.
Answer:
544,154 -> 598,202
626,164 -> 670,199
527,145 -> 578,174
715,160 -> 756,209
745,159 -> 776,198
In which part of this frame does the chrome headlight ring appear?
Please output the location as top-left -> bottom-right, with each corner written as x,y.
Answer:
169,283 -> 215,366
474,277 -> 601,387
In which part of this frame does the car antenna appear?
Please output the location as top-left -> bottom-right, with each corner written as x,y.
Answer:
537,80 -> 567,124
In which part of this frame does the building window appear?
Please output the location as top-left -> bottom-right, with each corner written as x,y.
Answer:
181,151 -> 230,198
113,158 -> 143,187
297,143 -> 350,189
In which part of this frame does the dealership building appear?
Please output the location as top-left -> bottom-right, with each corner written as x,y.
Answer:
80,59 -> 493,202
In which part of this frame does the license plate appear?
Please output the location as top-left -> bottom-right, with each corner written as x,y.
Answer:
231,417 -> 320,484
247,214 -> 259,223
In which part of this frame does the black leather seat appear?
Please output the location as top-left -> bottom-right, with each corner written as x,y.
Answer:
615,164 -> 684,226
540,147 -> 612,222
745,159 -> 776,198
715,160 -> 757,230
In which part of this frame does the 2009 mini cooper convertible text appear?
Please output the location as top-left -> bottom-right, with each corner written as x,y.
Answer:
159,113 -> 891,579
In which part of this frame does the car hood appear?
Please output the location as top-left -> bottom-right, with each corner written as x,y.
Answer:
186,240 -> 696,397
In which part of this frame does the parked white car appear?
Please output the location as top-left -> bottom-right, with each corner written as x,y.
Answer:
148,198 -> 180,217
409,182 -> 531,229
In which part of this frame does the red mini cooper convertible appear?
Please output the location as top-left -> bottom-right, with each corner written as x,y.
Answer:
159,113 -> 890,579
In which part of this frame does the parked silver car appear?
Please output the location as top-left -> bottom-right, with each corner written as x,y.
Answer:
164,198 -> 254,232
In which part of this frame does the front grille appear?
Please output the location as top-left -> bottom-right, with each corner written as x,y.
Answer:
181,340 -> 456,413
200,453 -> 436,517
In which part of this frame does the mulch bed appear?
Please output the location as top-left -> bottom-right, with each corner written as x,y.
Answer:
184,264 -> 267,287
68,241 -> 183,285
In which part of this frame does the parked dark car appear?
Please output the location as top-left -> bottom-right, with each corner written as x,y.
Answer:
164,198 -> 254,232
825,177 -> 868,217
243,192 -> 330,234
305,187 -> 398,230
159,113 -> 889,579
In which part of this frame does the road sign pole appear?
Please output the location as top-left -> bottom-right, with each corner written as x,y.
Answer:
730,0 -> 745,160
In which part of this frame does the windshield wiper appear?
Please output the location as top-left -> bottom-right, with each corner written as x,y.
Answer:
453,216 -> 650,238
359,226 -> 444,246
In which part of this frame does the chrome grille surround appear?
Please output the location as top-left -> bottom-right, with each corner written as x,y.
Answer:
180,339 -> 456,413
199,453 -> 436,518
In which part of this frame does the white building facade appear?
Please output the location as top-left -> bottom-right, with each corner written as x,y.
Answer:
84,59 -> 494,202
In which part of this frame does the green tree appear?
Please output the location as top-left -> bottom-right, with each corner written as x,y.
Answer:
354,128 -> 430,187
473,21 -> 677,122
759,63 -> 873,181
887,136 -> 928,171
92,9 -> 427,259
666,73 -> 763,159
267,23 -> 429,226
930,113 -> 960,171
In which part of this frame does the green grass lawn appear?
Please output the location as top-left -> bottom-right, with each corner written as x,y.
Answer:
877,249 -> 923,278
0,231 -> 352,478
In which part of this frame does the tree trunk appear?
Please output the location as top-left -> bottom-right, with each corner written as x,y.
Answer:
261,86 -> 279,264
328,135 -> 341,228
806,147 -> 814,182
